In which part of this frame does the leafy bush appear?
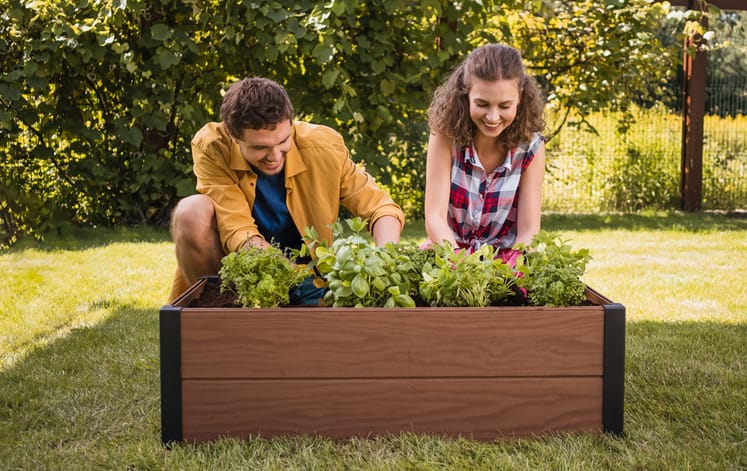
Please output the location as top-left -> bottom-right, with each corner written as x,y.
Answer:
419,244 -> 525,307
605,144 -> 680,211
522,231 -> 591,307
3,0 -> 696,246
304,218 -> 422,308
219,246 -> 306,308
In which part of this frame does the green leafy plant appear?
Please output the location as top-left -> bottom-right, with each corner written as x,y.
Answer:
219,246 -> 307,308
303,218 -> 421,308
388,241 -> 436,298
522,231 -> 591,307
419,243 -> 526,307
304,221 -> 592,308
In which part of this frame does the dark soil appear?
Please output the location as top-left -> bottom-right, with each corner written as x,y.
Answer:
188,279 -> 241,308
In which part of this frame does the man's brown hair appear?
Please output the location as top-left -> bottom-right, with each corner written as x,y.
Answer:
220,77 -> 294,138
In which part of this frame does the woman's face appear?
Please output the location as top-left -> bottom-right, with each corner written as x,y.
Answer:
468,77 -> 520,139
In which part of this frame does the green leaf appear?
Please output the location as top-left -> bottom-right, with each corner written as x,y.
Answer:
267,8 -> 287,23
380,78 -> 396,96
151,24 -> 173,41
331,1 -> 346,16
371,60 -> 387,75
0,83 -> 21,101
315,246 -> 330,258
346,217 -> 368,233
351,274 -> 369,298
175,178 -> 195,197
372,277 -> 387,292
334,285 -> 353,298
322,69 -> 340,89
118,127 -> 143,147
312,42 -> 334,64
395,294 -> 416,308
156,48 -> 180,69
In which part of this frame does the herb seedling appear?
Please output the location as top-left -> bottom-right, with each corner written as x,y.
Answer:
303,217 -> 421,307
219,245 -> 307,308
522,231 -> 591,307
419,243 -> 526,307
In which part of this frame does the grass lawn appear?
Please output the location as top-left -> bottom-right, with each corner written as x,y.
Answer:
1,212 -> 745,470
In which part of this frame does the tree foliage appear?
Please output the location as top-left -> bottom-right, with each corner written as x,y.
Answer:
0,0 -> 696,246
481,0 -> 678,137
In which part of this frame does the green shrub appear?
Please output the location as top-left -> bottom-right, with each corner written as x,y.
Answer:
604,144 -> 680,211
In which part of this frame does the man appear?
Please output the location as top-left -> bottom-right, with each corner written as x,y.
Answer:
168,77 -> 404,303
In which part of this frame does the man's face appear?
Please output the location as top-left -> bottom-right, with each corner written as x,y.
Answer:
231,119 -> 292,176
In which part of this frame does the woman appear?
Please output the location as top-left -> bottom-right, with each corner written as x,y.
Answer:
424,43 -> 545,259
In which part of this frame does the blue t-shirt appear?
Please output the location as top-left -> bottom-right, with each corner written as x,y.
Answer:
251,167 -> 324,305
251,167 -> 303,254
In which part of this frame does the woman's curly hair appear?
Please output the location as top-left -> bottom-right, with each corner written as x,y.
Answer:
427,44 -> 545,151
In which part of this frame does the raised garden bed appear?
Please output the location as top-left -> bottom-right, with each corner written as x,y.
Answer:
160,276 -> 625,444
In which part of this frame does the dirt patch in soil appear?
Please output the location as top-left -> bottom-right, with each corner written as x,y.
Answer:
188,280 -> 241,308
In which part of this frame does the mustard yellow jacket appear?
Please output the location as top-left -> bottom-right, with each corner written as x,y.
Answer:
169,120 -> 405,300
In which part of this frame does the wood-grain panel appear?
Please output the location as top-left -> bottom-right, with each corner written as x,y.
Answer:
180,308 -> 605,379
181,377 -> 603,442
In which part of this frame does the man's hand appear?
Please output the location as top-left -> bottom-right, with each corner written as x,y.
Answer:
241,235 -> 272,251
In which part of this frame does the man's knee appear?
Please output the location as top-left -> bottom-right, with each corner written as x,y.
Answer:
171,195 -> 215,235
171,195 -> 220,254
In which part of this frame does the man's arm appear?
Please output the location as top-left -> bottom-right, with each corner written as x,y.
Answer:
241,234 -> 272,251
192,124 -> 262,254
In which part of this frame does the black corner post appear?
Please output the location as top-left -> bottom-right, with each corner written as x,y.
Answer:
602,303 -> 626,435
160,305 -> 183,445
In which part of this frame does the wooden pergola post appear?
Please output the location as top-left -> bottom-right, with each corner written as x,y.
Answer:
680,7 -> 707,211
667,0 -> 747,210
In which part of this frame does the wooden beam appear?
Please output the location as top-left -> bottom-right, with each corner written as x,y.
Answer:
667,0 -> 747,10
680,13 -> 707,211
664,0 -> 745,210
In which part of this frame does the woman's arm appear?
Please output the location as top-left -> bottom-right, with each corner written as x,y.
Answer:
371,215 -> 402,246
514,140 -> 546,247
424,132 -> 458,247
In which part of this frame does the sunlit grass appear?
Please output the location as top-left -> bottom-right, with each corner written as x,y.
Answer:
0,228 -> 174,369
1,214 -> 745,470
569,228 -> 747,323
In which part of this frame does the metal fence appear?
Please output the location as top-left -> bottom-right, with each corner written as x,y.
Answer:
543,63 -> 747,213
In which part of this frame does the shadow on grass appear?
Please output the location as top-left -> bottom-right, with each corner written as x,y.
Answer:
541,210 -> 747,233
6,225 -> 172,253
6,211 -> 745,255
1,305 -> 745,469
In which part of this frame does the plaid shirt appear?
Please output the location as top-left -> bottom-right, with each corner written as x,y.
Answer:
448,133 -> 543,251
